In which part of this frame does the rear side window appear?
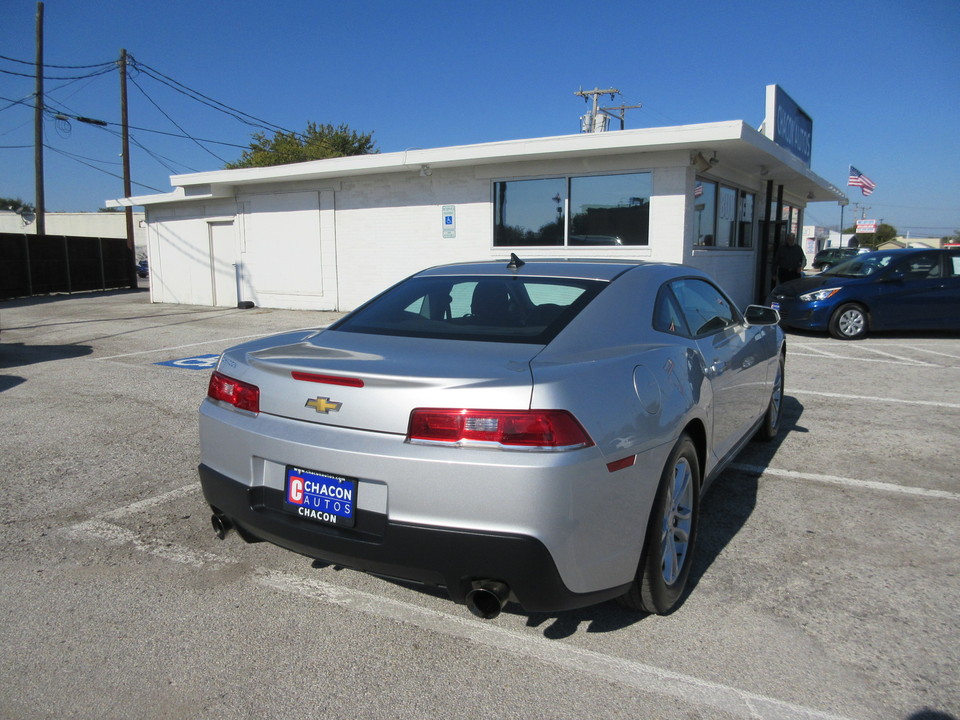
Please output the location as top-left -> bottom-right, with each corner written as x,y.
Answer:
332,275 -> 606,343
653,287 -> 691,336
665,278 -> 740,337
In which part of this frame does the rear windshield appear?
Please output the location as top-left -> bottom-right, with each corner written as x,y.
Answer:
331,275 -> 606,343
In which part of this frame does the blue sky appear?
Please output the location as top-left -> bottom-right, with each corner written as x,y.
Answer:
2,0 -> 958,236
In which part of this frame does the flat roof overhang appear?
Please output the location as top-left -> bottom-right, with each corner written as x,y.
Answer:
108,120 -> 846,208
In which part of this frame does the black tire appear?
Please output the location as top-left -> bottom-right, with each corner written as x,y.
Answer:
618,434 -> 700,614
754,352 -> 785,442
829,303 -> 869,340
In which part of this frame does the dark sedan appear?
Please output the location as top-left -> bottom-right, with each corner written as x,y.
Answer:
811,247 -> 863,271
769,248 -> 960,340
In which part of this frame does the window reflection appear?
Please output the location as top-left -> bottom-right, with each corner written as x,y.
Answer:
569,173 -> 650,246
493,178 -> 565,246
695,180 -> 755,248
694,181 -> 717,246
493,172 -> 651,247
716,186 -> 737,246
738,193 -> 755,247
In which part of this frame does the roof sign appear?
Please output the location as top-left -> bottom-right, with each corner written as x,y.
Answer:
764,85 -> 813,167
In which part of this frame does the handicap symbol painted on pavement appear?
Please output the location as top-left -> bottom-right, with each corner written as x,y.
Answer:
155,353 -> 221,370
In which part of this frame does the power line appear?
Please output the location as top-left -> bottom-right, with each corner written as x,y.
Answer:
0,64 -> 115,81
130,57 -> 301,138
0,52 -> 114,69
44,143 -> 166,193
2,56 -> 288,149
0,93 -> 250,148
129,74 -> 227,164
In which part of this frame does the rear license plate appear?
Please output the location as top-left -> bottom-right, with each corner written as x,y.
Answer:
284,466 -> 356,528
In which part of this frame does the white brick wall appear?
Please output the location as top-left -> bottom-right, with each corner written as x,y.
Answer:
145,152 -> 764,312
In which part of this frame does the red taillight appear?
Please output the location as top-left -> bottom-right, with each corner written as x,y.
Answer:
407,409 -> 593,450
208,371 -> 260,414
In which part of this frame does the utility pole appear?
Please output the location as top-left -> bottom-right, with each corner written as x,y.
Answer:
119,48 -> 136,288
574,87 -> 642,132
34,1 -> 45,236
601,103 -> 643,130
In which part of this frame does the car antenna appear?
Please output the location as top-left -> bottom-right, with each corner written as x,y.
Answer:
507,253 -> 525,269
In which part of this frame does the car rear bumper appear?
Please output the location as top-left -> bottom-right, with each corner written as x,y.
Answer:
199,463 -> 630,612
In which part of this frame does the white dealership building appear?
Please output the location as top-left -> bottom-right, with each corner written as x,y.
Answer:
112,86 -> 844,312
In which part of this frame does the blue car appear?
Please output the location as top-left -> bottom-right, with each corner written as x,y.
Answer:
768,248 -> 960,339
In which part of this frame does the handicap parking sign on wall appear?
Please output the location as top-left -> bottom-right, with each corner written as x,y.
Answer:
155,353 -> 221,370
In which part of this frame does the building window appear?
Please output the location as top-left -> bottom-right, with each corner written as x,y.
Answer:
493,178 -> 566,246
738,192 -> 756,247
694,181 -> 717,245
493,172 -> 651,247
695,179 -> 755,248
568,173 -> 650,246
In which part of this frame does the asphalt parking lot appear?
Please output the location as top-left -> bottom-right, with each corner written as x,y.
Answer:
1,287 -> 958,720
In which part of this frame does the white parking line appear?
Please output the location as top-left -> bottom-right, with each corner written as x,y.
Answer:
787,350 -> 927,367
791,388 -> 960,410
794,345 -> 847,359
910,345 -> 960,361
788,341 -> 960,368
64,517 -> 855,720
731,464 -> 960,501
855,345 -> 937,365
99,483 -> 200,520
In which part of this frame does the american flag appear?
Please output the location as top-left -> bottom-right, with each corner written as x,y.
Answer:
848,166 -> 877,196
694,182 -> 703,198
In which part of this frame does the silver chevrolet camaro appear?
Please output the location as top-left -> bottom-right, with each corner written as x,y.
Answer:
199,257 -> 785,618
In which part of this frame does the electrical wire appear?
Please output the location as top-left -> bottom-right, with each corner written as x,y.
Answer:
44,143 -> 166,193
0,64 -> 115,81
40,90 -> 203,174
96,122 -> 200,173
2,51 -> 322,196
130,58 -> 301,138
129,74 -> 227,164
0,53 -> 115,70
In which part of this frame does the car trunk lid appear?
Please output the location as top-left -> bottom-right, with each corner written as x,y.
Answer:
231,329 -> 541,435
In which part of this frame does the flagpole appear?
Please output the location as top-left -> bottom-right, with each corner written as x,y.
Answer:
839,198 -> 849,248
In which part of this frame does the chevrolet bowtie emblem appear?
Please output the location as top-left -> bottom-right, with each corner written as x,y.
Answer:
305,397 -> 342,414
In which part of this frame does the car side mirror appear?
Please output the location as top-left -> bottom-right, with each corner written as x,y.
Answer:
744,305 -> 780,326
882,270 -> 905,283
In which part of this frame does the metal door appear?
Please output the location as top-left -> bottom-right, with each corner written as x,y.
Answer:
209,221 -> 238,308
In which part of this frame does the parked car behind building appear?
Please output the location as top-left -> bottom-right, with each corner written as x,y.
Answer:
811,247 -> 865,271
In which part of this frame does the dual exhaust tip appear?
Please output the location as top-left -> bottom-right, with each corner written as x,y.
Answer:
212,513 -> 510,620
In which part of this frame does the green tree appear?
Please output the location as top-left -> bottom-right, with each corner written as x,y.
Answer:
225,122 -> 377,169
1,196 -> 36,213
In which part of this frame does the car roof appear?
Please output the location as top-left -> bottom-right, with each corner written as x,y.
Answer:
415,258 -> 683,282
864,248 -> 949,256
